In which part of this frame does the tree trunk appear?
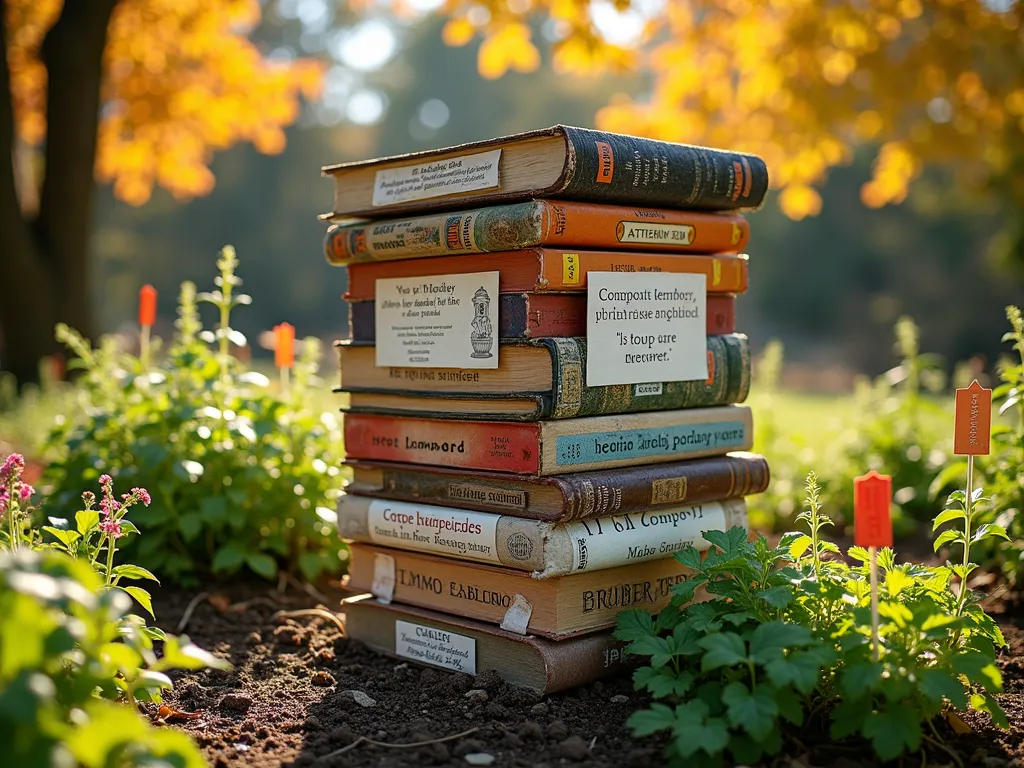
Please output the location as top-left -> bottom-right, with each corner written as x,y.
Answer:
0,0 -> 118,386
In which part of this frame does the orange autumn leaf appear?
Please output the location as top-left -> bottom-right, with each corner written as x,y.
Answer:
4,0 -> 323,206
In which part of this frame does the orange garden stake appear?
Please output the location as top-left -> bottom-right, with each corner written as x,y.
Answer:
953,380 -> 992,600
854,470 -> 892,662
275,323 -> 295,396
138,285 -> 157,364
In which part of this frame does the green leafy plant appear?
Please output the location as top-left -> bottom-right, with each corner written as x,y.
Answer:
42,246 -> 346,585
616,472 -> 1007,767
0,548 -> 226,767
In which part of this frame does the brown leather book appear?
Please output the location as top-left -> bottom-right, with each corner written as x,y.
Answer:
343,250 -> 749,300
320,125 -> 768,219
341,594 -> 633,693
343,453 -> 770,521
346,543 -> 697,638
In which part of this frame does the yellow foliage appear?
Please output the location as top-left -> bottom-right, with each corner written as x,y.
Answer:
5,0 -> 322,205
422,0 -> 1024,219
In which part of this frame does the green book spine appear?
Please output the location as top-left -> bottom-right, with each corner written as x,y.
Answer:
541,334 -> 750,419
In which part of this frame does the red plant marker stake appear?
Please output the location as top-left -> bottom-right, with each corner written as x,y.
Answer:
275,323 -> 295,396
138,285 -> 157,364
854,470 -> 892,662
953,380 -> 992,598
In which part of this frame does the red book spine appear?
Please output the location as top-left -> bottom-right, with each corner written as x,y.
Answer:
708,294 -> 735,335
344,413 -> 541,473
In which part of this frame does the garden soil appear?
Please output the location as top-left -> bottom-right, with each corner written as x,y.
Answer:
153,581 -> 1024,768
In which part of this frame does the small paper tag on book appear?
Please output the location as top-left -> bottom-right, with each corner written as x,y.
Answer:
395,620 -> 476,675
586,272 -> 707,387
372,149 -> 501,206
500,594 -> 533,635
371,553 -> 396,604
375,271 -> 499,370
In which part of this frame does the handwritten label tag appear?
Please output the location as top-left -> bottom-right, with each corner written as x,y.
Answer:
372,149 -> 501,207
395,620 -> 476,674
375,272 -> 499,369
586,272 -> 707,386
563,502 -> 727,573
366,499 -> 502,564
854,471 -> 892,548
954,380 -> 992,455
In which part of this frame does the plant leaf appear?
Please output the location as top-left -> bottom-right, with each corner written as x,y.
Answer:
111,564 -> 160,584
765,645 -> 835,694
246,553 -> 278,580
699,632 -> 747,671
862,707 -> 922,760
933,528 -> 961,552
788,534 -> 812,559
721,682 -> 778,741
748,622 -> 812,663
932,507 -> 966,531
627,702 -> 677,737
121,586 -> 155,619
615,610 -> 655,642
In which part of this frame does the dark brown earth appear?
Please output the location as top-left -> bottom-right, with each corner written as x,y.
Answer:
151,581 -> 1024,768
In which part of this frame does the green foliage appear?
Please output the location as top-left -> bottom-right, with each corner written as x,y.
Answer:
0,548 -> 226,768
42,247 -> 346,585
616,475 -> 1008,767
749,317 -> 952,535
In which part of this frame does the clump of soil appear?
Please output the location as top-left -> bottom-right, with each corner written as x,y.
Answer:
153,582 -> 1024,767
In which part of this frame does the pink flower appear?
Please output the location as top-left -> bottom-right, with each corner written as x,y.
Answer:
99,497 -> 121,517
81,490 -> 96,508
99,474 -> 112,488
18,484 -> 33,502
132,487 -> 152,507
0,488 -> 8,516
99,517 -> 122,538
0,453 -> 25,483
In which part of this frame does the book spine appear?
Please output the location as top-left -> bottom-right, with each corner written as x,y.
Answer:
344,414 -> 541,473
347,294 -> 735,343
338,495 -> 747,577
323,202 -> 545,265
543,334 -> 749,419
537,251 -> 748,293
558,126 -> 769,210
556,453 -> 770,521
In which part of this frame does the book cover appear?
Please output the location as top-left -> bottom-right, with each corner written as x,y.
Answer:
324,199 -> 749,265
342,595 -> 633,693
341,405 -> 754,475
337,494 -> 747,577
345,452 -> 770,521
340,333 -> 751,421
346,293 -> 736,342
346,544 -> 698,638
322,125 -> 768,219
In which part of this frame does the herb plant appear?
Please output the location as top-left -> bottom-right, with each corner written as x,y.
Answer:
616,472 -> 1008,766
42,247 -> 345,585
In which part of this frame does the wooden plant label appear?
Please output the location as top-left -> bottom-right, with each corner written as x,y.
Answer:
954,380 -> 992,455
854,471 -> 892,548
138,285 -> 157,327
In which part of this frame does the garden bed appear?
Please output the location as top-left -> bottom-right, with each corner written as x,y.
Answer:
156,582 -> 1024,768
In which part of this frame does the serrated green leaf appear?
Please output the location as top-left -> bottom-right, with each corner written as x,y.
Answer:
841,661 -> 883,699
721,611 -> 755,626
862,707 -> 921,760
721,682 -> 778,741
765,646 -> 835,694
848,546 -> 871,564
884,568 -> 914,597
748,622 -> 812,663
626,634 -> 672,665
917,668 -> 966,709
973,523 -> 1010,543
932,507 -> 966,531
627,702 -> 677,737
788,534 -> 812,559
829,699 -> 869,739
633,666 -> 694,699
675,546 -> 704,571
756,585 -> 794,609
672,701 -> 729,758
878,601 -> 913,628
615,610 -> 656,642
671,576 -> 705,604
684,603 -> 722,633
772,685 -> 805,726
699,632 -> 747,671
121,586 -> 155,619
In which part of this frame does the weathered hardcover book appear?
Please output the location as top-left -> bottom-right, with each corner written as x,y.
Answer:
321,125 -> 769,219
324,200 -> 749,265
344,250 -> 749,300
347,544 -> 700,638
344,452 -> 770,521
346,293 -> 736,342
342,595 -> 632,693
338,332 -> 747,403
342,405 -> 754,475
337,494 -> 747,577
339,334 -> 750,421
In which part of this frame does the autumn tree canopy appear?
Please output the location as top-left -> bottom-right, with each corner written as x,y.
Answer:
431,0 -> 1024,221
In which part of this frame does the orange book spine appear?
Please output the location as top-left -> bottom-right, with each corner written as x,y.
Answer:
537,251 -> 748,293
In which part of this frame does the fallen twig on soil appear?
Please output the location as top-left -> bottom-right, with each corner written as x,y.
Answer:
175,592 -> 210,633
273,608 -> 346,635
285,573 -> 333,605
317,726 -> 481,760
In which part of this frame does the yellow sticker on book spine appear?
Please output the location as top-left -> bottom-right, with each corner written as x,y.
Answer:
562,253 -> 580,284
712,258 -> 722,287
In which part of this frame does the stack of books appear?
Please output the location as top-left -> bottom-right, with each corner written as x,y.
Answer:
321,126 -> 771,693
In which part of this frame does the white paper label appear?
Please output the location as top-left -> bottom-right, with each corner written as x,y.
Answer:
586,272 -> 708,387
500,594 -> 533,635
634,382 -> 663,397
371,553 -> 396,604
372,149 -> 502,207
375,271 -> 499,369
564,503 -> 727,573
395,620 -> 476,674
616,221 -> 695,246
366,499 -> 502,564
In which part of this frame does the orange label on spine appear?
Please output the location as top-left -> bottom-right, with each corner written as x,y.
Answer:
954,380 -> 992,455
854,471 -> 892,548
595,142 -> 614,183
705,351 -> 715,385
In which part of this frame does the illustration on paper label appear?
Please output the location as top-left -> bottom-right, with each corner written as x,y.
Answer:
470,286 -> 494,359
